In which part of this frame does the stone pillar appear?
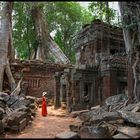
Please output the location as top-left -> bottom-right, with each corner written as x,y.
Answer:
54,72 -> 61,109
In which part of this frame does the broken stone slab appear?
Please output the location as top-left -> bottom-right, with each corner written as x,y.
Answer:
9,98 -> 30,110
78,125 -> 111,138
76,107 -> 104,122
6,95 -> 19,107
0,92 -> 9,98
0,97 -> 4,101
91,105 -> 100,110
95,121 -> 118,137
120,102 -> 140,112
90,112 -> 121,125
105,94 -> 128,106
15,106 -> 30,113
7,118 -> 27,133
19,118 -> 27,132
113,133 -> 130,139
29,103 -> 36,109
6,111 -> 27,126
0,100 -> 6,109
55,131 -> 80,139
26,96 -> 36,103
70,109 -> 89,118
0,92 -> 10,103
19,98 -> 31,107
117,111 -> 140,125
113,126 -> 140,138
0,107 -> 5,119
3,95 -> 10,102
0,120 -> 4,134
69,124 -> 81,133
131,106 -> 140,112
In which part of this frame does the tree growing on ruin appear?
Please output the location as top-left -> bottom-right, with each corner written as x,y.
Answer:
119,2 -> 140,102
0,2 -> 16,91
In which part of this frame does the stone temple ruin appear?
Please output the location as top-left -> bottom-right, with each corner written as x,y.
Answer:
54,19 -> 128,111
3,20 -> 127,113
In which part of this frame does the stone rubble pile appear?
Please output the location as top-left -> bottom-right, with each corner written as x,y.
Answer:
0,92 -> 37,137
67,94 -> 140,139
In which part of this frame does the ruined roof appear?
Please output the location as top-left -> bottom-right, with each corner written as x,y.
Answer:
75,19 -> 124,48
48,35 -> 71,64
11,59 -> 73,71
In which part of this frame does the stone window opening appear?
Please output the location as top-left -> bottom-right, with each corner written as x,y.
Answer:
82,83 -> 91,103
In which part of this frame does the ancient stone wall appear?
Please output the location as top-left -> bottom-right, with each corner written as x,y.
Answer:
55,20 -> 128,111
10,60 -> 68,99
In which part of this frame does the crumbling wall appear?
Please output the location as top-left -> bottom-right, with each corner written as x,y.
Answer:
10,60 -> 69,99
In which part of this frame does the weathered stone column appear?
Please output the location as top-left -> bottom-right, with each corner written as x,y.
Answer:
54,72 -> 61,109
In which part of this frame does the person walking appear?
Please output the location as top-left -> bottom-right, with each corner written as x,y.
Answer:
42,91 -> 48,116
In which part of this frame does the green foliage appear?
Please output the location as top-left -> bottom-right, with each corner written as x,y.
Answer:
44,2 -> 92,63
12,2 -> 36,59
88,2 -> 119,25
11,2 -> 120,63
12,2 -> 93,62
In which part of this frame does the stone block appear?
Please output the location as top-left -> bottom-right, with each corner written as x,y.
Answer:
19,118 -> 27,132
113,133 -> 130,139
55,131 -> 79,139
78,125 -> 110,138
118,111 -> 140,125
26,96 -> 36,103
0,120 -> 4,134
117,126 -> 140,138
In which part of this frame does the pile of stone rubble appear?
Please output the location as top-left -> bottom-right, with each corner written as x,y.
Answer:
56,94 -> 140,138
0,92 -> 37,137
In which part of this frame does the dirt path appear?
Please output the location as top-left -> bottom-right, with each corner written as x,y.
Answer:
5,106 -> 76,138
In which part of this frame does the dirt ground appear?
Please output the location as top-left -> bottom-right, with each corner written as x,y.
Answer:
5,106 -> 76,138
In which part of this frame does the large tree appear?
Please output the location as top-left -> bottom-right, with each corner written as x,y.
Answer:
88,2 -> 119,25
12,2 -> 92,63
119,2 -> 140,102
0,2 -> 16,91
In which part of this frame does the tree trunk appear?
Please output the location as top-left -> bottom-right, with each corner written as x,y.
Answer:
31,3 -> 49,62
0,2 -> 16,91
119,2 -> 140,102
105,1 -> 110,24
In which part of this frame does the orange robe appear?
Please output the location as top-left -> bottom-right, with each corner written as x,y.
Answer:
42,96 -> 47,116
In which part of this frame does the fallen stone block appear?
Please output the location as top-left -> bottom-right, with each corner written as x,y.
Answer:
69,124 -> 81,132
78,125 -> 110,138
26,96 -> 36,103
0,120 -> 4,134
19,118 -> 27,132
0,107 -> 5,119
90,112 -> 121,125
0,92 -> 9,98
55,131 -> 79,139
105,94 -> 128,106
117,126 -> 140,138
29,103 -> 36,109
97,121 -> 117,137
70,110 -> 89,118
6,95 -> 18,107
113,133 -> 130,139
118,111 -> 140,125
7,111 -> 27,126
120,102 -> 140,112
0,100 -> 6,109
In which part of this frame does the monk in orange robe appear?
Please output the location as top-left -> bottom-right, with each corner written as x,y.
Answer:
42,92 -> 48,116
